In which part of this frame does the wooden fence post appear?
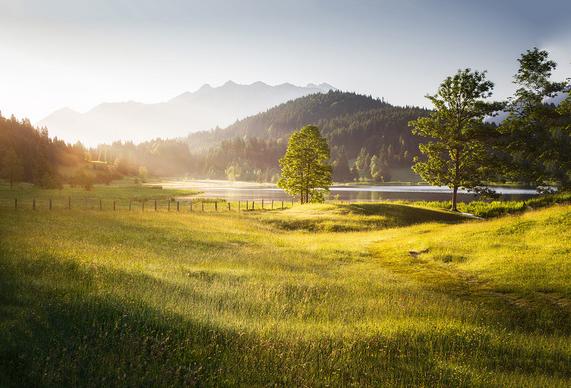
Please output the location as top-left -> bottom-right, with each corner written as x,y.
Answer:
113,200 -> 116,211
32,198 -> 36,210
261,199 -> 264,209
252,201 -> 255,210
281,200 -> 284,209
99,199 -> 102,211
201,201 -> 204,212
246,201 -> 248,210
228,202 -> 231,211
14,198 -> 17,210
271,200 -> 274,210
215,201 -> 218,211
154,200 -> 157,211
49,199 -> 52,210
177,201 -> 180,212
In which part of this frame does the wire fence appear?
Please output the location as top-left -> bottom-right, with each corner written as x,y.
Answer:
0,197 -> 298,212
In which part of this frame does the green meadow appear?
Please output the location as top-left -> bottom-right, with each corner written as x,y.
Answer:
0,184 -> 570,386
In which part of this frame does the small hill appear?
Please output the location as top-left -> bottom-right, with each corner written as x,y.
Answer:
255,202 -> 465,231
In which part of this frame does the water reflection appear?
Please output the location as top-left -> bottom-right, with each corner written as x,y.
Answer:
158,180 -> 539,202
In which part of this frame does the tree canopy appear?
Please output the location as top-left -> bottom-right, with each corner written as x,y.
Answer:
410,69 -> 501,211
277,125 -> 332,203
500,48 -> 570,188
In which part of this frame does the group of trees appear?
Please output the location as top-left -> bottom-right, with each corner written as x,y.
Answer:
340,144 -> 398,182
87,137 -> 285,183
411,48 -> 570,210
0,115 -> 87,189
88,139 -> 195,178
186,91 -> 430,182
0,115 -> 137,190
202,137 -> 285,182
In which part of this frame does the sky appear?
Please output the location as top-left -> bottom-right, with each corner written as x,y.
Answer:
1,0 -> 570,123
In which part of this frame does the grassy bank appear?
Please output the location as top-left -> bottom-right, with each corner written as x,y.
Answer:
399,192 -> 571,218
1,200 -> 569,386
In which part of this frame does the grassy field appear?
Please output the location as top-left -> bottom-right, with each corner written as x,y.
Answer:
0,185 -> 570,386
405,192 -> 571,218
0,181 -> 297,212
0,180 -> 201,210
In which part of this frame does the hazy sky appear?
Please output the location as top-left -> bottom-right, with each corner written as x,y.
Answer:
1,0 -> 570,123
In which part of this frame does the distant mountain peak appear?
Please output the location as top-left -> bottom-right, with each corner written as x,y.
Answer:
38,81 -> 336,145
53,107 -> 79,115
318,82 -> 336,90
306,82 -> 336,92
197,83 -> 212,91
41,107 -> 80,120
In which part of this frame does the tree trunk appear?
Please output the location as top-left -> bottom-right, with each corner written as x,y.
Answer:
451,146 -> 460,212
451,186 -> 458,212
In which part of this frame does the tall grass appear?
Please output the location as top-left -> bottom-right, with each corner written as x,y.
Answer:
399,192 -> 571,218
0,201 -> 569,386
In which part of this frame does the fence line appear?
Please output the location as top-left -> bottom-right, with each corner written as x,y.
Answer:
2,197 -> 303,213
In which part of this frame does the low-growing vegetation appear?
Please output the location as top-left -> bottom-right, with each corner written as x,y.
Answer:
1,197 -> 569,386
0,179 -> 198,200
255,202 -> 466,231
401,192 -> 571,218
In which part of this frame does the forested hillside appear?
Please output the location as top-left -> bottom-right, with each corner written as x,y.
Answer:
185,91 -> 430,181
2,92 -> 430,186
0,114 -> 120,189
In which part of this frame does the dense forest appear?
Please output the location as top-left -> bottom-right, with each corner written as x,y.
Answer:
184,91 -> 430,181
0,114 -> 122,189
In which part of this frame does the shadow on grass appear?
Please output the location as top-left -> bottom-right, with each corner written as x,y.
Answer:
1,248 -> 570,386
259,203 -> 467,232
343,203 -> 464,221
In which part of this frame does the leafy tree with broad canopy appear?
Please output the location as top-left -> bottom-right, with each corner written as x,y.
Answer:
500,48 -> 570,189
278,125 -> 332,203
409,69 -> 501,211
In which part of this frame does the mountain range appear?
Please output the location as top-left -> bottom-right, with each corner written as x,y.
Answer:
38,81 -> 335,146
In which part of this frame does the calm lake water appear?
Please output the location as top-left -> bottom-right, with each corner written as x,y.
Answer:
158,180 -> 540,202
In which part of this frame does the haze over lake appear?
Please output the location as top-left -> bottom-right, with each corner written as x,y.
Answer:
158,179 -> 540,202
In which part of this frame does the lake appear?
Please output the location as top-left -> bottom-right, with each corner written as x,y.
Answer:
158,179 -> 540,202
